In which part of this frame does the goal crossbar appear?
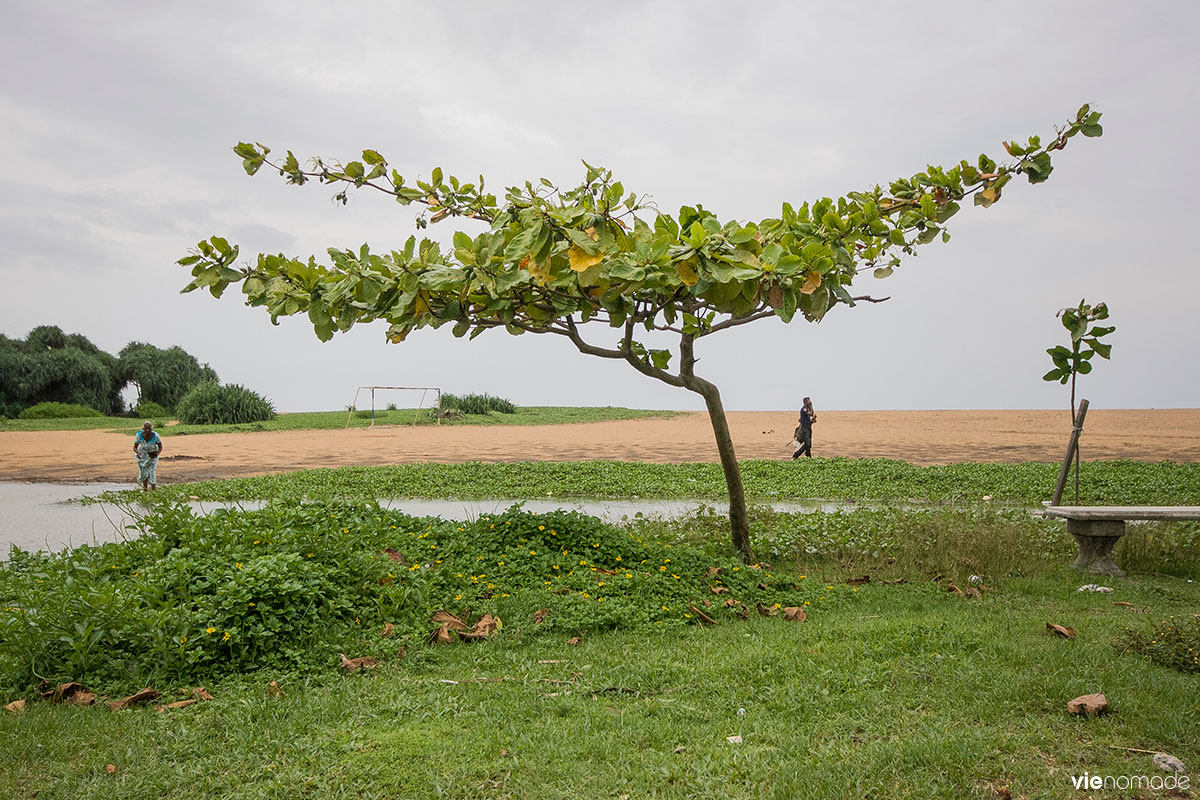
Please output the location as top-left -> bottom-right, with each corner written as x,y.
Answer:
345,386 -> 442,427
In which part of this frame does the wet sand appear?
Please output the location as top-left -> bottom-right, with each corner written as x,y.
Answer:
1,409 -> 1196,485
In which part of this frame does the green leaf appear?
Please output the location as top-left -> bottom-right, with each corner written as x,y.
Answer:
1081,123 -> 1103,138
1042,368 -> 1064,382
649,349 -> 672,370
888,229 -> 906,246
873,266 -> 893,279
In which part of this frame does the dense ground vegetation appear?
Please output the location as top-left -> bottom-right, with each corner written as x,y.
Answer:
111,458 -> 1200,507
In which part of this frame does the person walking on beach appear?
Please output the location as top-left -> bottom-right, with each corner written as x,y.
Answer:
792,397 -> 816,459
133,421 -> 163,490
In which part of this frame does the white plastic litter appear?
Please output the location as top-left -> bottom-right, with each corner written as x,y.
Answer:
1076,584 -> 1114,593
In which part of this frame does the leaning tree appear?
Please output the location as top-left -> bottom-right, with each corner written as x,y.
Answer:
180,105 -> 1103,562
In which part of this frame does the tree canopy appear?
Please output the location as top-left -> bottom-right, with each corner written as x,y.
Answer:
118,342 -> 218,412
180,105 -> 1102,561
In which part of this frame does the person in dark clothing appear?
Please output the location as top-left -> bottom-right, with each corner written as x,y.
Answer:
792,397 -> 816,459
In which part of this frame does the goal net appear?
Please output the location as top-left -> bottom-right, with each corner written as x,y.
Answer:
345,386 -> 442,427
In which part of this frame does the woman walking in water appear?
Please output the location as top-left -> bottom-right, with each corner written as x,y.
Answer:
792,397 -> 817,459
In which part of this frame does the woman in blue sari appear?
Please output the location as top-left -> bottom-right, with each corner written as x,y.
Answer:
133,421 -> 163,490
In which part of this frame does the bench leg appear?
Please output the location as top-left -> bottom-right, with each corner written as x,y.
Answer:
1067,519 -> 1126,577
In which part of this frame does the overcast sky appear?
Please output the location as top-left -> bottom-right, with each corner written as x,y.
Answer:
2,2 -> 1197,412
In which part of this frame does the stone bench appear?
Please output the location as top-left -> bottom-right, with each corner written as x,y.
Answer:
1042,506 -> 1200,577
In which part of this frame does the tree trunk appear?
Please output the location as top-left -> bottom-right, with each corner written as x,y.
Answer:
690,381 -> 755,563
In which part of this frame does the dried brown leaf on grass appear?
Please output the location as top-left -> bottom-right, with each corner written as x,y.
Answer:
193,687 -> 214,701
267,681 -> 282,699
432,610 -> 468,630
5,700 -> 25,713
105,764 -> 118,775
566,637 -> 582,646
946,584 -> 965,596
155,699 -> 198,713
1067,692 -> 1108,716
965,587 -> 982,599
1046,623 -> 1076,639
108,688 -> 159,711
534,608 -> 551,624
340,653 -> 380,671
783,607 -> 807,622
710,585 -> 729,595
458,614 -> 502,641
688,603 -> 719,625
756,603 -> 779,618
382,548 -> 407,564
43,682 -> 97,706
381,622 -> 395,639
705,567 -> 722,579
846,575 -> 871,586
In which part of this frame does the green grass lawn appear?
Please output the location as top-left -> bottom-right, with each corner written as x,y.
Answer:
0,406 -> 678,435
2,573 -> 1196,800
2,496 -> 1196,799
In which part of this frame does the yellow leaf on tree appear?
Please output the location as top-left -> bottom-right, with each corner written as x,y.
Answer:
799,271 -> 822,295
568,245 -> 603,272
678,259 -> 699,287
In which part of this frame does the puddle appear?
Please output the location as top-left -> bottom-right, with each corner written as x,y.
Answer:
0,482 -> 902,557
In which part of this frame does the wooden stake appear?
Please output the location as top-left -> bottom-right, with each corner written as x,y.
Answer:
1052,398 -> 1089,506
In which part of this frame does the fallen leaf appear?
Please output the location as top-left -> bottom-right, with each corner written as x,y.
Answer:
105,764 -> 118,775
44,682 -> 97,706
1112,601 -> 1134,608
736,605 -> 750,620
154,699 -> 197,713
500,749 -> 511,758
458,613 -> 501,641
727,735 -> 743,744
846,575 -> 871,586
723,598 -> 738,608
688,603 -> 719,625
757,582 -> 768,590
881,578 -> 907,585
380,622 -> 395,639
534,608 -> 551,624
430,624 -> 456,645
1046,622 -> 1076,639
673,746 -> 686,754
192,687 -> 214,701
756,603 -> 778,617
1152,752 -> 1186,773
965,587 -> 982,599
946,584 -> 964,596
267,681 -> 281,699
705,567 -> 722,579
710,586 -> 729,595
1067,692 -> 1108,716
566,637 -> 582,646
395,647 -> 406,659
783,606 -> 807,622
538,659 -> 567,664
5,700 -> 25,713
431,610 -> 467,631
108,688 -> 160,711
339,653 -> 379,671
382,548 -> 407,564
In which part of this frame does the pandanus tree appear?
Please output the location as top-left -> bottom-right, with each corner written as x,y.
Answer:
180,105 -> 1103,563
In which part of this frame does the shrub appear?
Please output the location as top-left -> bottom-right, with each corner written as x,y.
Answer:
174,382 -> 275,425
17,402 -> 103,419
441,392 -> 516,415
133,401 -> 170,420
1119,614 -> 1200,674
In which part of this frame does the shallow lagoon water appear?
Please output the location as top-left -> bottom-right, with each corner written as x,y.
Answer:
1,482 -> 856,557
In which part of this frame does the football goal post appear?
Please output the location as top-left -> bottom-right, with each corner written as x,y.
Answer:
345,386 -> 442,427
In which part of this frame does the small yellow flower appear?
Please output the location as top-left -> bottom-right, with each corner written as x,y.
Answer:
249,602 -> 256,607
342,528 -> 349,533
234,562 -> 243,570
222,631 -> 231,642
180,637 -> 188,643
206,627 -> 216,634
538,525 -> 545,531
455,593 -> 463,600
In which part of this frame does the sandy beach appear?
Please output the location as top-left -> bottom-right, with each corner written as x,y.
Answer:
0,409 -> 1197,485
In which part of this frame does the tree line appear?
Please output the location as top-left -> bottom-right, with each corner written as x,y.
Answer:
0,325 -> 217,418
